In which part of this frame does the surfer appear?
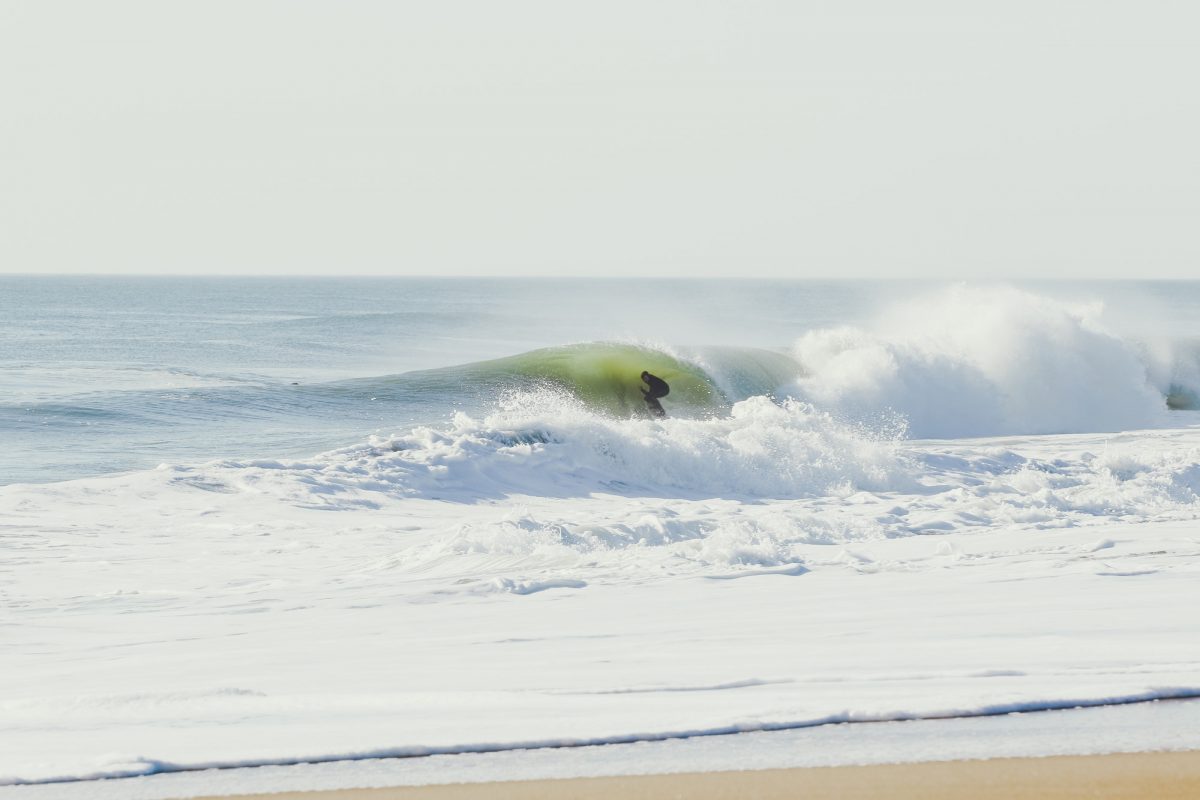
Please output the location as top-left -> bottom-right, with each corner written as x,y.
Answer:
640,371 -> 669,418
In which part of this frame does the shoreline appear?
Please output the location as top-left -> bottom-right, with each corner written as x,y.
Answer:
8,699 -> 1200,799
192,750 -> 1200,800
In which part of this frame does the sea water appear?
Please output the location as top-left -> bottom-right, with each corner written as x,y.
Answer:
3,277 -> 1199,485
0,277 -> 881,484
4,278 -> 1200,790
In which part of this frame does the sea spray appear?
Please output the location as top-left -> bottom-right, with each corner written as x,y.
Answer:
791,285 -> 1168,437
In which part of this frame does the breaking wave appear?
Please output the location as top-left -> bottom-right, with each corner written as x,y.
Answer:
359,342 -> 803,418
369,287 -> 1200,440
789,285 -> 1197,438
227,393 -> 908,503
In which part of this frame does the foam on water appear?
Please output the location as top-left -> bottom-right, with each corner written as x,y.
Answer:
6,405 -> 1200,786
269,391 -> 907,502
792,286 -> 1173,438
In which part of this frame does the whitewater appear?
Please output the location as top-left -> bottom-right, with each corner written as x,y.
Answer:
3,278 -> 1200,796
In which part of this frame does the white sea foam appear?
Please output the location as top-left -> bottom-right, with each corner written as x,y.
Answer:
791,286 -> 1170,437
290,392 -> 909,502
5,411 -> 1200,786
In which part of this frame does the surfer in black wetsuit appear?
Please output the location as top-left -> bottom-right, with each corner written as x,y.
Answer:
640,371 -> 669,418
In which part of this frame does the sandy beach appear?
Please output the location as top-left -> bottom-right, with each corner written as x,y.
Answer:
192,750 -> 1200,800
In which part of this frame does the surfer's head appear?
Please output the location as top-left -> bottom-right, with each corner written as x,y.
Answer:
641,371 -> 650,381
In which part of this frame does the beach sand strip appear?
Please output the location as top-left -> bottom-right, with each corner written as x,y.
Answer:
192,748 -> 1200,800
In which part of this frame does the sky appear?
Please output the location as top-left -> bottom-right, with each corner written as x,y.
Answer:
1,1 -> 1197,278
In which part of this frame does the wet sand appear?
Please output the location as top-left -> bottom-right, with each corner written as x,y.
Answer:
195,749 -> 1200,799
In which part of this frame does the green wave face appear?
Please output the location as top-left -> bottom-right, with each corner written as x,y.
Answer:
366,342 -> 804,418
486,344 -> 722,416
696,346 -> 807,402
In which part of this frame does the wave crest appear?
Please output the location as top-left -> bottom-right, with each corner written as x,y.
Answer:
791,286 -> 1169,438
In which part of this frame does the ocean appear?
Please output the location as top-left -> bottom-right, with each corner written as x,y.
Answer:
4,278 -> 1200,794
0,277 -> 890,484
4,276 -> 1199,485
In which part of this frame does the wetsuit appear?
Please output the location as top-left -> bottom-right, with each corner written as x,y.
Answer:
641,371 -> 669,418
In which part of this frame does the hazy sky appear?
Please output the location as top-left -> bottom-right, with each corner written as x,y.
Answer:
2,1 -> 1197,278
